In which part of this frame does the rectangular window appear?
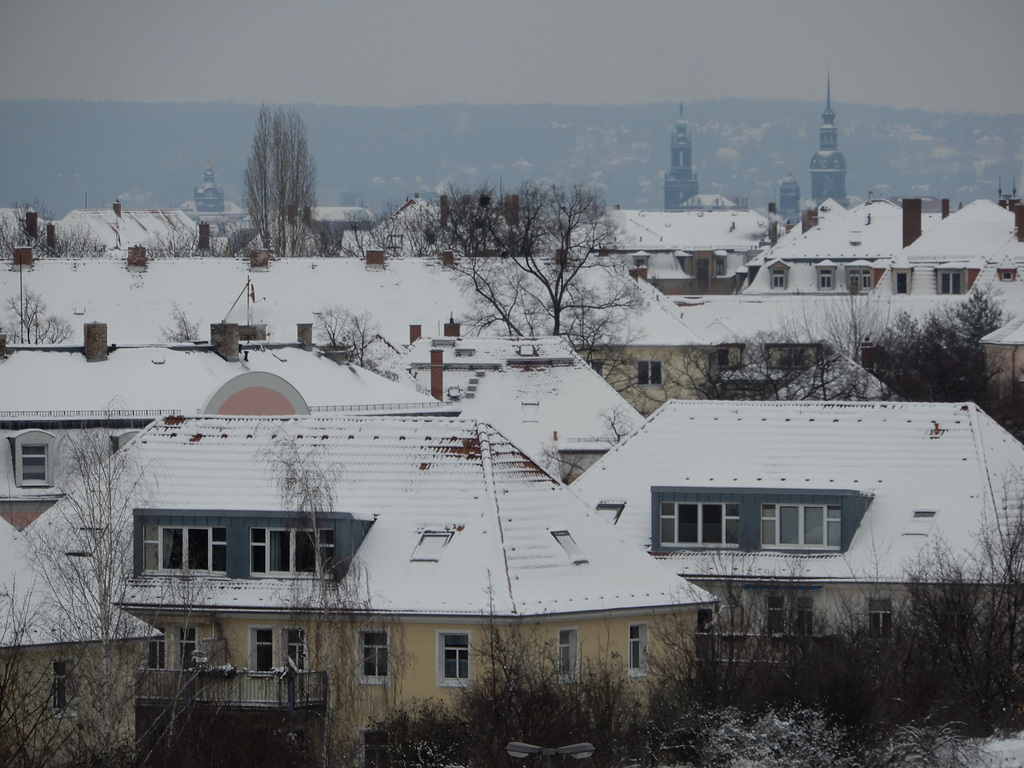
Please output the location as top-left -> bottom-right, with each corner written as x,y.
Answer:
765,595 -> 786,635
440,632 -> 470,685
628,623 -> 649,677
637,360 -> 662,386
52,659 -> 75,712
896,272 -> 908,294
147,628 -> 166,669
146,527 -> 225,573
252,628 -> 275,672
795,597 -> 814,636
940,271 -> 963,294
557,628 -> 578,683
179,627 -> 197,669
761,504 -> 841,549
771,269 -> 786,289
286,628 -> 306,671
715,258 -> 726,277
21,444 -> 48,483
869,597 -> 893,639
360,630 -> 389,682
251,527 -> 332,574
362,730 -> 388,768
296,529 -> 334,573
660,502 -> 739,546
818,269 -> 834,290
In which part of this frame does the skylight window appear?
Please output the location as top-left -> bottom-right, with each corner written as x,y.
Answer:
411,531 -> 453,562
551,530 -> 588,565
595,502 -> 625,525
904,509 -> 938,536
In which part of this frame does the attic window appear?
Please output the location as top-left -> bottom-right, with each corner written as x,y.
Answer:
595,502 -> 625,525
1001,270 -> 1016,282
518,344 -> 537,356
551,530 -> 588,565
904,509 -> 938,536
454,348 -> 476,357
10,430 -> 56,488
411,531 -> 453,562
522,402 -> 539,422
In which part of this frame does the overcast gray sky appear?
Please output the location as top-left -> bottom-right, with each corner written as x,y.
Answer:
2,0 -> 1021,113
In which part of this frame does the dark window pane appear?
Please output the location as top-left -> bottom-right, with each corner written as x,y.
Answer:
187,528 -> 209,570
678,504 -> 699,543
702,504 -> 723,543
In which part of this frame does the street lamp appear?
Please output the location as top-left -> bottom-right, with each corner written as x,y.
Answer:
506,741 -> 595,768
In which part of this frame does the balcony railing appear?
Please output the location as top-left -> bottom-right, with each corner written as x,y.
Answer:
137,668 -> 327,709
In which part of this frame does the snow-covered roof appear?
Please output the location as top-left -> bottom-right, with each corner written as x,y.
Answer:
904,200 -> 1018,262
0,257 -> 473,348
121,414 -> 713,617
610,208 -> 767,253
572,400 -> 1024,583
0,345 -> 439,416
59,208 -> 197,251
400,336 -> 643,465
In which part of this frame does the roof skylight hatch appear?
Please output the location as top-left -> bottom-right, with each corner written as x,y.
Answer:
551,530 -> 588,565
904,509 -> 938,536
411,531 -> 454,562
595,501 -> 626,524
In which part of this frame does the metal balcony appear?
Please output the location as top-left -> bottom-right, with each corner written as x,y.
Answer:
136,668 -> 327,709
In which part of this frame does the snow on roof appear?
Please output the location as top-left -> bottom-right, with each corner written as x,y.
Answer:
904,200 -> 1017,262
59,208 -> 197,251
400,336 -> 643,464
313,206 -> 375,223
0,257 -> 473,348
0,345 -> 438,416
572,400 -> 1024,582
120,414 -> 712,616
610,208 -> 767,253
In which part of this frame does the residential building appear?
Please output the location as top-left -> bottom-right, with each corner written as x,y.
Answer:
572,399 -> 1024,656
117,414 -> 714,762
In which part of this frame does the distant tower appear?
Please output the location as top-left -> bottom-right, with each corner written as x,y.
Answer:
194,159 -> 225,214
778,172 -> 801,224
809,73 -> 849,207
664,104 -> 699,210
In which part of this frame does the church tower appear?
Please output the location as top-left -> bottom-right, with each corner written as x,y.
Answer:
194,159 -> 225,214
809,73 -> 849,208
664,104 -> 699,210
778,172 -> 801,224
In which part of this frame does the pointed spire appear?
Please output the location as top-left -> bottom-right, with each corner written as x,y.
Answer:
679,102 -> 684,119
821,70 -> 836,125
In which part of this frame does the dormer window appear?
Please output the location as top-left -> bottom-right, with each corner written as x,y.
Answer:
11,430 -> 56,488
771,268 -> 787,289
761,504 -> 841,550
1000,269 -> 1016,282
817,267 -> 835,291
938,269 -> 964,295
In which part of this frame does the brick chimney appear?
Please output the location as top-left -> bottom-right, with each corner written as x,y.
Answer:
443,316 -> 461,337
941,198 -> 950,219
903,197 -> 923,248
13,247 -> 32,269
0,331 -> 6,358
628,266 -> 648,282
84,322 -> 108,362
210,323 -> 240,362
366,249 -> 385,267
113,200 -> 122,218
430,349 -> 444,401
127,246 -> 147,269
441,250 -> 454,268
250,250 -> 269,270
440,195 -> 449,228
198,223 -> 210,250
410,325 -> 422,344
768,202 -> 778,246
46,224 -> 55,250
25,211 -> 37,239
297,323 -> 313,349
801,209 -> 818,233
504,194 -> 520,226
860,341 -> 875,371
1017,206 -> 1024,243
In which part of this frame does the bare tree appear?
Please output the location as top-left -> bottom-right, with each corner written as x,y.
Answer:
160,302 -> 201,343
2,289 -> 72,344
24,428 -> 150,766
314,305 -> 389,374
243,105 -> 318,258
439,182 -> 641,343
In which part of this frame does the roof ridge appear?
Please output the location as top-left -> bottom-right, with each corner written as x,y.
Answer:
475,421 -> 518,614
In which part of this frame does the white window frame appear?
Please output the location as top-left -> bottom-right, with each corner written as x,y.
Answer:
249,626 -> 276,673
284,627 -> 306,671
628,623 -> 649,677
659,501 -> 739,546
437,631 -> 470,687
760,503 -> 841,550
52,658 -> 76,714
249,526 -> 334,575
179,626 -> 198,670
557,628 -> 579,684
938,270 -> 964,295
771,268 -> 787,289
144,525 -> 227,573
147,628 -> 166,670
358,629 -> 390,685
817,268 -> 834,290
868,597 -> 893,639
12,430 -> 55,487
636,360 -> 662,386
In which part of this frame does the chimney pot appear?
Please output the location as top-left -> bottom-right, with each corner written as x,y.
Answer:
113,200 -> 122,218
430,349 -> 444,401
443,317 -> 461,337
84,322 -> 108,362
